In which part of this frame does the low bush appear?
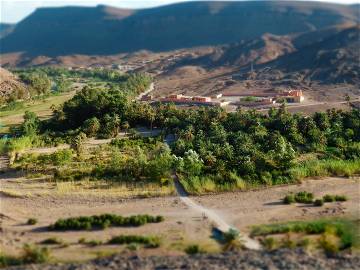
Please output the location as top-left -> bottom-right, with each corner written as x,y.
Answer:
283,191 -> 313,204
108,235 -> 160,248
261,237 -> 277,250
281,234 -> 296,249
251,219 -> 358,251
335,195 -> 347,202
50,214 -> 164,231
319,233 -> 339,256
314,199 -> 324,207
323,194 -> 347,202
283,194 -> 295,204
0,254 -> 22,268
21,244 -> 50,264
185,244 -> 202,254
27,218 -> 37,225
40,237 -> 62,245
294,191 -> 314,204
323,194 -> 335,202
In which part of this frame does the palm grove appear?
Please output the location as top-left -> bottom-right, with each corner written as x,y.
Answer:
2,68 -> 360,194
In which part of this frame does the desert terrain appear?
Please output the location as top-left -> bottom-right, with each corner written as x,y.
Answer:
1,154 -> 359,261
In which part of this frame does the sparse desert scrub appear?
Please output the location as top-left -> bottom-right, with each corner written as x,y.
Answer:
185,244 -> 204,254
251,219 -> 358,252
50,214 -> 164,231
27,218 -> 38,225
0,244 -> 50,267
55,179 -> 175,198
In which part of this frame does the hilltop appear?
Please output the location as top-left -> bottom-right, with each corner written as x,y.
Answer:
0,1 -> 358,56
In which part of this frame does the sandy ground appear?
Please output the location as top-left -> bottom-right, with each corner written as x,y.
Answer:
1,168 -> 359,262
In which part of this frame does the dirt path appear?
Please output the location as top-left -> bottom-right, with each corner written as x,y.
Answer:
174,177 -> 261,250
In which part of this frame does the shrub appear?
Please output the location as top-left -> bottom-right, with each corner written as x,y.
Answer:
335,195 -> 347,202
298,238 -> 311,249
283,191 -> 313,204
108,235 -> 160,248
22,244 -> 50,264
50,149 -> 73,166
185,244 -> 202,254
294,191 -> 314,204
27,218 -> 37,225
282,234 -> 296,249
78,238 -> 86,244
283,194 -> 295,204
222,228 -> 243,251
251,219 -> 357,251
323,194 -> 335,203
0,245 -> 50,267
50,214 -> 164,231
0,254 -> 22,267
40,237 -> 62,245
262,237 -> 277,250
319,233 -> 339,256
314,199 -> 324,207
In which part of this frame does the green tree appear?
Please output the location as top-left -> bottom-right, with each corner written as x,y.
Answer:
20,111 -> 41,137
70,132 -> 87,157
82,117 -> 100,137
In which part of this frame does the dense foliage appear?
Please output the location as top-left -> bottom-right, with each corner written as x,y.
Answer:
4,68 -> 360,193
108,235 -> 160,248
50,214 -> 164,231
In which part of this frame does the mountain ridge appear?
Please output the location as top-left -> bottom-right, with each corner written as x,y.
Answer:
1,1 -> 359,56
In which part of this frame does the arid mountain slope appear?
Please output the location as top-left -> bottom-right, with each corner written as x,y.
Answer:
0,1 -> 358,56
258,26 -> 360,84
0,67 -> 29,103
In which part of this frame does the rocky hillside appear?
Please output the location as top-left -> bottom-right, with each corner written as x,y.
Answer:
166,24 -> 360,85
6,249 -> 360,270
269,26 -> 360,83
0,68 -> 29,104
0,1 -> 358,56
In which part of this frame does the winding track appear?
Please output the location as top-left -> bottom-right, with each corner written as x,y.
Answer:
173,176 -> 261,250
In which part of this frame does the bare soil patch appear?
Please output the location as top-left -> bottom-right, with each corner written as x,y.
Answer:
1,172 -> 358,262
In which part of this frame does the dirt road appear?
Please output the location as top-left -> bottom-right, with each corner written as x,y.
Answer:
174,177 -> 261,250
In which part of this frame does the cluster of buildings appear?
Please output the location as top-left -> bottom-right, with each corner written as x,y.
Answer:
224,89 -> 305,107
158,94 -> 229,107
140,89 -> 304,109
280,90 -> 305,103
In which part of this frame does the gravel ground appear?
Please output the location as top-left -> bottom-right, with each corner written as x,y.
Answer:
6,249 -> 360,270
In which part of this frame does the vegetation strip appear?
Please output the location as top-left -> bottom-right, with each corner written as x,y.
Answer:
50,214 -> 164,231
251,219 -> 358,251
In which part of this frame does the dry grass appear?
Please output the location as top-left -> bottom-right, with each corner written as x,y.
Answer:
0,189 -> 29,198
0,91 -> 75,133
55,179 -> 175,198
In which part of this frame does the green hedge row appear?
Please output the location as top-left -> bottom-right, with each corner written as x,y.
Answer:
50,214 -> 164,231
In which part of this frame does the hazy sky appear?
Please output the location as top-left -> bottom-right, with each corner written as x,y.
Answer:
1,0 -> 358,23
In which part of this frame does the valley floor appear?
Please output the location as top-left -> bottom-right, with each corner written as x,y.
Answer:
1,167 -> 358,262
